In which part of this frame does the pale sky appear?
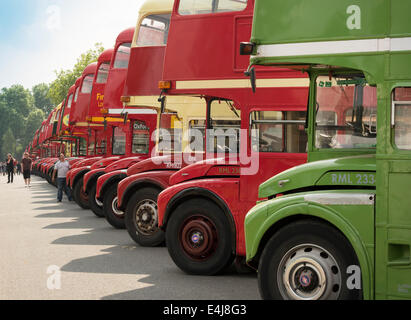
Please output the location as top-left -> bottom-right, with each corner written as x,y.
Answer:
0,0 -> 145,90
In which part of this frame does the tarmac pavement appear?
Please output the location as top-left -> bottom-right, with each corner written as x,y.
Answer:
0,175 -> 260,300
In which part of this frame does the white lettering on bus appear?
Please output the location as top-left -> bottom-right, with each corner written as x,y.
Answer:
346,5 -> 361,30
347,265 -> 362,290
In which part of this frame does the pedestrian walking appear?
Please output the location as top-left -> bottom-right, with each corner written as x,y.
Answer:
6,154 -> 15,184
21,153 -> 32,188
52,153 -> 73,202
16,162 -> 21,175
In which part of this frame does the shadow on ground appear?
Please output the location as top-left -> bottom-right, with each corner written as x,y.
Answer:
30,176 -> 260,300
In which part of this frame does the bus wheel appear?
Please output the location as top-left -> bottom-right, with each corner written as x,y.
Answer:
258,220 -> 362,300
125,187 -> 164,247
73,180 -> 90,210
166,199 -> 234,276
88,183 -> 104,218
103,184 -> 125,229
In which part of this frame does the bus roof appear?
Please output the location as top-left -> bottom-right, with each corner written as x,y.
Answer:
250,0 -> 411,83
116,27 -> 135,44
82,62 -> 98,76
139,0 -> 173,16
98,48 -> 114,64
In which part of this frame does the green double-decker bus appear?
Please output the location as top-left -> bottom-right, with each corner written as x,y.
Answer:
243,0 -> 411,300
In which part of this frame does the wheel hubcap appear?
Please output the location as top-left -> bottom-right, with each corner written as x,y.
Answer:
277,244 -> 341,300
111,196 -> 124,217
180,215 -> 218,261
95,196 -> 103,207
134,200 -> 158,235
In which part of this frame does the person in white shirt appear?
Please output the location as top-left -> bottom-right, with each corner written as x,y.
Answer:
52,153 -> 73,203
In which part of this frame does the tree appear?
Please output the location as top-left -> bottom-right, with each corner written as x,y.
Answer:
16,144 -> 24,160
32,83 -> 53,115
0,85 -> 34,115
24,109 -> 45,147
7,109 -> 26,142
0,100 -> 8,154
1,128 -> 16,160
48,43 -> 105,105
0,85 -> 33,146
0,85 -> 41,159
0,90 -> 27,156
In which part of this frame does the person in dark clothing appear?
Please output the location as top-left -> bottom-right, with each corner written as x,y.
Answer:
21,153 -> 32,188
6,154 -> 15,184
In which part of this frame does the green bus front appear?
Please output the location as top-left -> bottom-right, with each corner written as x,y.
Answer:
244,0 -> 411,300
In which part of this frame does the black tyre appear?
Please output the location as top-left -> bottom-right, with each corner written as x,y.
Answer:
258,219 -> 362,300
73,179 -> 90,210
88,183 -> 104,217
103,184 -> 125,229
166,198 -> 234,276
125,187 -> 164,247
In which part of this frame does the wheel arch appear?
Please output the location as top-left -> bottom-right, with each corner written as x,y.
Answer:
163,187 -> 237,255
99,174 -> 127,200
250,203 -> 373,300
72,170 -> 89,189
85,172 -> 105,193
119,179 -> 164,211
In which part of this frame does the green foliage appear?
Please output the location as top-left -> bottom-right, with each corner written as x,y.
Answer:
0,43 -> 105,159
0,85 -> 34,159
48,43 -> 105,105
16,144 -> 24,159
1,128 -> 16,160
24,109 -> 45,147
0,85 -> 34,115
32,83 -> 53,115
0,100 -> 9,148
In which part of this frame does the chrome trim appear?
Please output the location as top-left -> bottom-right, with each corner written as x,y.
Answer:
304,193 -> 375,205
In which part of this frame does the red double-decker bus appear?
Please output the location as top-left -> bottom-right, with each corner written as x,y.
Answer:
153,0 -> 309,275
113,0 -> 309,271
81,28 -> 158,217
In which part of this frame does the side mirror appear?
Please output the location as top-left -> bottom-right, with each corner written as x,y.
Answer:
159,95 -> 166,114
245,67 -> 257,93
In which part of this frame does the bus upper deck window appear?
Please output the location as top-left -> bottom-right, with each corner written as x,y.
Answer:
136,14 -> 170,47
74,87 -> 80,102
81,74 -> 94,94
113,43 -> 131,69
179,0 -> 247,15
67,94 -> 73,109
96,62 -> 110,83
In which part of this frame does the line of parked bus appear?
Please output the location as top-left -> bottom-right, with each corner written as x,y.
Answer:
26,0 -> 411,300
